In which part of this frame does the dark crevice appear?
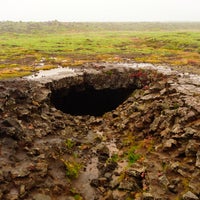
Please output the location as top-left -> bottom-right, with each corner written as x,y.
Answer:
50,85 -> 135,116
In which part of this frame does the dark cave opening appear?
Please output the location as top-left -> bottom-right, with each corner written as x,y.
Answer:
50,85 -> 134,116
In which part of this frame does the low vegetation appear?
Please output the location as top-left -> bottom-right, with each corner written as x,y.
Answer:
62,158 -> 82,179
0,21 -> 200,79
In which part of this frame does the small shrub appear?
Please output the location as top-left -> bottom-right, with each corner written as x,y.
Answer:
65,139 -> 75,149
74,194 -> 83,200
110,153 -> 119,162
62,159 -> 82,179
128,152 -> 141,164
127,146 -> 141,164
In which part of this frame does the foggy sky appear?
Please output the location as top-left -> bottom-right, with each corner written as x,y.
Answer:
0,0 -> 199,22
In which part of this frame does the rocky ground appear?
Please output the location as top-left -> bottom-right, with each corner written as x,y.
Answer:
0,63 -> 200,200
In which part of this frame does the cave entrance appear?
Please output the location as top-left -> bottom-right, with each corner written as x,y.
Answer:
50,85 -> 134,116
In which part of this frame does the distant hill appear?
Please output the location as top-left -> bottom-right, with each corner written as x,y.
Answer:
0,21 -> 200,34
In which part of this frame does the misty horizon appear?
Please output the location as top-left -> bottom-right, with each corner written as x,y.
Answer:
0,20 -> 200,23
0,0 -> 199,22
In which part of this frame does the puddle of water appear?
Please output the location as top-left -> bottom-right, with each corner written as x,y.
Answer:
72,139 -> 127,199
73,157 -> 99,200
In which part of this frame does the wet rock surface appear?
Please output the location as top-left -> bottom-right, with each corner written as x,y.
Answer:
0,63 -> 200,199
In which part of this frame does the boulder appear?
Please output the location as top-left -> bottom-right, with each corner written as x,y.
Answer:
182,191 -> 199,200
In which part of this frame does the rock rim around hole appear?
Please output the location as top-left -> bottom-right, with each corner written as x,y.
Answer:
26,63 -> 160,116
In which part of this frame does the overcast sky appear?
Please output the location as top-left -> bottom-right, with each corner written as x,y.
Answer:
0,0 -> 200,22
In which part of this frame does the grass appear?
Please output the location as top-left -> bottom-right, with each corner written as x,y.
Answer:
0,22 -> 200,79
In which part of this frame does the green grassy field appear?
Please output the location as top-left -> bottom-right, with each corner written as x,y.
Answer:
0,22 -> 200,79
